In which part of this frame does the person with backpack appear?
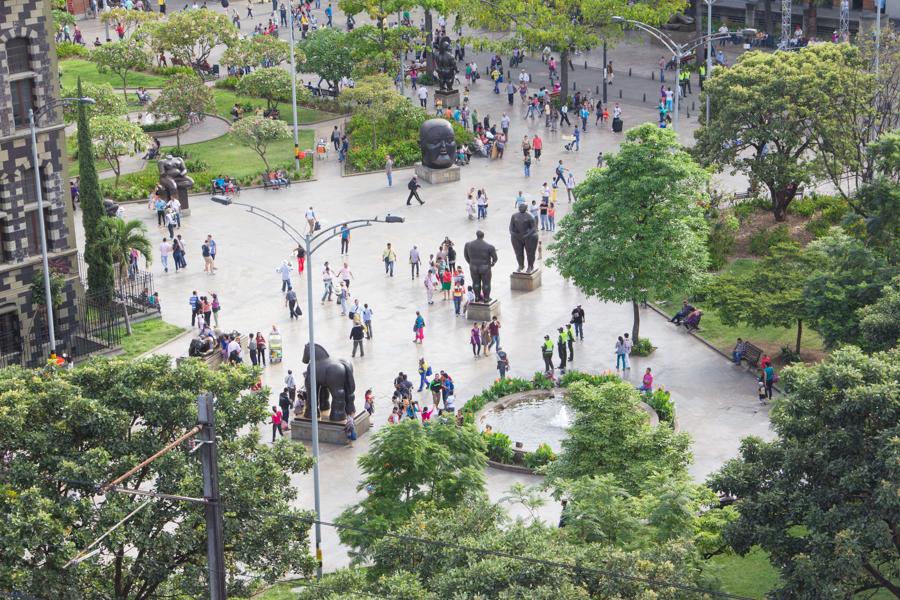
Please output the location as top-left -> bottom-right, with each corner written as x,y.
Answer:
350,320 -> 365,357
188,291 -> 200,326
407,176 -> 424,206
417,358 -> 432,391
413,311 -> 425,343
496,346 -> 510,379
553,160 -> 566,187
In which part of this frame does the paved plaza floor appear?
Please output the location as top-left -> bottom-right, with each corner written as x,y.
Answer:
72,22 -> 773,570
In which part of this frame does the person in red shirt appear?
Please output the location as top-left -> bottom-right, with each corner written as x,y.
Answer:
441,268 -> 452,301
270,406 -> 283,442
532,134 -> 543,161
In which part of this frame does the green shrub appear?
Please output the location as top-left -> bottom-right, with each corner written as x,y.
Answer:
484,432 -> 515,464
153,66 -> 195,77
530,371 -> 554,390
559,371 -> 620,387
779,345 -> 801,365
523,443 -> 556,469
644,388 -> 675,425
140,117 -> 186,133
632,338 -> 655,356
57,41 -> 88,59
416,72 -> 436,86
787,195 -> 817,217
748,224 -> 792,256
214,76 -> 241,90
708,213 -> 739,270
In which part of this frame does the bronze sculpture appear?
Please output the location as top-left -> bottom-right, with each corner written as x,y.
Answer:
463,230 -> 498,302
157,154 -> 194,201
434,36 -> 458,92
419,119 -> 457,169
509,203 -> 539,272
302,343 -> 356,422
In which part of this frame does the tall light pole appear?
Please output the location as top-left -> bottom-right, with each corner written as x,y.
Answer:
612,16 -> 754,131
210,197 -> 402,579
28,96 -> 95,354
288,8 -> 301,171
875,0 -> 883,76
706,0 -> 715,124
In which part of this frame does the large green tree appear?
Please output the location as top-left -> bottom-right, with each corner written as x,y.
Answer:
89,41 -> 152,101
849,130 -> 900,263
696,44 -> 868,221
857,275 -> 900,352
334,419 -> 487,560
549,124 -> 709,342
151,9 -> 238,72
150,72 -> 215,150
0,357 -> 315,600
708,347 -> 900,598
76,78 -> 114,300
704,243 -> 810,354
61,82 -> 125,123
221,35 -> 291,69
235,67 -> 293,111
231,116 -> 292,171
298,28 -> 353,91
89,116 -> 151,188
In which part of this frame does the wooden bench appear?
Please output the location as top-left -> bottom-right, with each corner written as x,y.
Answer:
741,342 -> 763,368
262,176 -> 289,191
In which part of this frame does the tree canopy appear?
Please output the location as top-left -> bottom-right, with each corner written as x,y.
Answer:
151,9 -> 238,70
61,82 -> 124,123
221,35 -> 291,69
88,116 -> 150,187
0,356 -> 315,600
150,72 -> 215,149
298,27 -> 353,90
89,41 -> 151,101
235,67 -> 293,111
549,124 -> 709,341
857,275 -> 900,352
231,116 -> 292,171
708,346 -> 900,598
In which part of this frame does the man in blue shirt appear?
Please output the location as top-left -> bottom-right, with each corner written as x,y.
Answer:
325,4 -> 332,26
339,224 -> 350,254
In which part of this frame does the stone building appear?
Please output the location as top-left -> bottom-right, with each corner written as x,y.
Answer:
0,0 -> 82,366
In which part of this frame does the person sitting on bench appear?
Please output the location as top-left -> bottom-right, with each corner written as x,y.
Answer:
683,309 -> 703,331
732,338 -> 746,364
670,300 -> 695,324
213,176 -> 227,193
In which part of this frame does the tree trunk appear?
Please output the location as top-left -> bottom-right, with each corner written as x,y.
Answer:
424,10 -> 434,73
807,4 -> 817,38
119,265 -> 133,336
560,49 -> 569,104
694,0 -> 703,67
632,299 -> 640,342
795,318 -> 802,355
763,0 -> 774,35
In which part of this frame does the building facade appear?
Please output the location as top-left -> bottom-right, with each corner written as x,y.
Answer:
0,0 -> 81,366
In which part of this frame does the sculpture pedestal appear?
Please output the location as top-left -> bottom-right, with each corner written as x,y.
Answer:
511,268 -> 542,291
415,162 -> 461,184
290,410 -> 371,444
466,299 -> 501,321
177,186 -> 191,213
435,88 -> 461,109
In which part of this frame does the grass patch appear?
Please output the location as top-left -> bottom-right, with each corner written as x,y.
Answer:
117,318 -> 186,360
212,89 -> 336,125
655,259 -> 824,356
247,582 -> 298,599
59,59 -> 168,90
709,547 -> 780,599
169,129 -> 315,178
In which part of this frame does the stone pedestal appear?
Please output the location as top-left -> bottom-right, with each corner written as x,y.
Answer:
415,162 -> 461,184
511,268 -> 542,291
435,88 -> 461,109
177,186 -> 190,212
290,410 -> 371,444
466,299 -> 501,321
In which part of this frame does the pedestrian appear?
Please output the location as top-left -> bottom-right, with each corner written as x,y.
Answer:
524,153 -> 531,177
286,287 -> 301,319
350,320 -> 365,357
541,334 -> 554,372
189,291 -> 200,326
165,210 -> 177,239
249,333 -> 259,366
210,293 -> 221,327
173,235 -> 186,271
413,311 -> 425,343
344,414 -> 357,445
638,367 -> 653,392
330,125 -> 340,151
385,154 -> 394,187
496,346 -> 510,378
452,283 -> 464,316
615,335 -> 627,370
159,237 -> 172,273
557,327 -> 568,372
321,262 -> 334,303
279,388 -> 292,431
463,285 -> 476,317
305,206 -> 317,234
409,245 -> 421,279
488,316 -> 501,349
658,56 -> 666,82
757,377 -> 768,405
424,269 -> 438,304
256,331 -> 267,366
553,160 -> 566,187
285,370 -> 297,401
571,305 -> 585,340
202,238 -> 214,274
565,171 -> 577,202
382,243 -> 397,276
417,358 -> 432,391
440,268 -> 452,301
763,363 -> 776,400
548,202 -> 556,231
362,303 -> 373,338
429,376 -> 443,407
339,223 -> 350,254
337,281 -> 349,315
470,323 -> 481,356
200,296 -> 212,326
407,176 -> 424,205
622,333 -> 633,369
417,85 -> 428,107
295,244 -> 306,274
270,406 -> 283,442
364,389 -> 375,415
476,188 -> 488,219
276,260 -> 293,292
480,321 -> 491,356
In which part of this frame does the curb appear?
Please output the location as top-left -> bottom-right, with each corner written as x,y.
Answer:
486,459 -> 538,475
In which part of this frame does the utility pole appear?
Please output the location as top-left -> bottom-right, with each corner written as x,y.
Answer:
198,393 -> 226,600
602,40 -> 608,104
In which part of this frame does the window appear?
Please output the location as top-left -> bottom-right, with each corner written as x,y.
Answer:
6,39 -> 31,74
10,77 -> 35,128
24,208 -> 51,256
0,311 -> 22,357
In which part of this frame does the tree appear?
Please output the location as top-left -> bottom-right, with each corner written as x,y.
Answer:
90,41 -> 152,101
849,130 -> 900,262
334,419 -> 487,560
151,9 -> 238,71
298,27 -> 353,91
231,116 -> 291,171
97,217 -> 152,335
88,116 -> 150,188
801,230 -> 893,349
61,82 -> 125,123
221,35 -> 291,69
549,124 -> 709,342
454,0 -> 685,100
30,268 -> 66,310
0,356 -> 316,600
704,242 -> 810,354
708,347 -> 900,598
150,72 -> 214,150
235,67 -> 293,111
99,7 -> 160,38
857,275 -> 900,351
76,79 -> 114,300
696,44 -> 866,221
545,380 -> 693,494
345,24 -> 418,78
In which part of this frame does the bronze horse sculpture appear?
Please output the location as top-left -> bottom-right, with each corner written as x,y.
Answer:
302,343 -> 356,422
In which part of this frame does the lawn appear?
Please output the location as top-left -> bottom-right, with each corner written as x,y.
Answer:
247,582 -> 298,599
116,318 -> 186,360
654,259 -> 824,359
708,547 -> 780,599
212,89 -> 335,125
59,59 -> 169,90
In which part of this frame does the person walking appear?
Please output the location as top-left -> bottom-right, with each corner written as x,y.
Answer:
189,291 -> 200,326
409,245 -> 421,279
622,333 -> 633,370
159,238 -> 172,273
417,358 -> 432,391
565,171 -> 577,202
305,206 -> 317,235
763,362 -> 776,400
553,160 -> 566,187
571,305 -> 585,340
452,282 -> 464,316
172,235 -> 186,271
424,269 -> 438,304
285,370 -> 297,401
295,244 -> 306,275
276,260 -> 293,292
339,223 -> 350,254
385,154 -> 394,187
336,281 -> 349,315
615,335 -> 627,371
496,346 -> 510,378
541,334 -> 555,372
350,320 -> 365,357
210,293 -> 221,327
256,331 -> 267,366
413,311 -> 425,343
279,388 -> 292,433
382,243 -> 397,276
321,262 -> 334,303
330,125 -> 341,151
339,262 -> 354,290
470,323 -> 482,357
557,327 -> 568,373
566,324 -> 575,361
362,303 -> 374,338
407,176 -> 424,205
202,238 -> 214,274
532,134 -> 542,161
270,406 -> 283,442
286,287 -> 301,319
488,316 -> 501,349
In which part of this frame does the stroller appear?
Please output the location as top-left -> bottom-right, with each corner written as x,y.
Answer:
269,333 -> 284,363
562,135 -> 577,152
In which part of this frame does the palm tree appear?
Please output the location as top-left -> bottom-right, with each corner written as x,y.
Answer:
98,216 -> 152,335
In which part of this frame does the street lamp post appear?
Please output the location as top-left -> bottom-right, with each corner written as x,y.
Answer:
612,16 -> 754,131
706,0 -> 715,124
288,10 -> 301,171
210,197 -> 402,579
28,96 -> 95,354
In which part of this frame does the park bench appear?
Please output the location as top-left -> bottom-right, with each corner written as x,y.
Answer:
741,342 -> 763,369
262,174 -> 290,190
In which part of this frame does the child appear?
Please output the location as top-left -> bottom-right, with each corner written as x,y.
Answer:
757,378 -> 768,405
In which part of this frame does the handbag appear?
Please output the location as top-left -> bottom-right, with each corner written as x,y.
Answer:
314,221 -> 322,231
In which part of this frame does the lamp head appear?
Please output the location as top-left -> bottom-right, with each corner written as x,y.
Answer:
384,215 -> 404,224
741,28 -> 758,37
210,195 -> 233,206
612,16 -> 625,23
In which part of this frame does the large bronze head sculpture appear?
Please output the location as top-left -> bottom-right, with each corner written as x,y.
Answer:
419,118 -> 457,169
